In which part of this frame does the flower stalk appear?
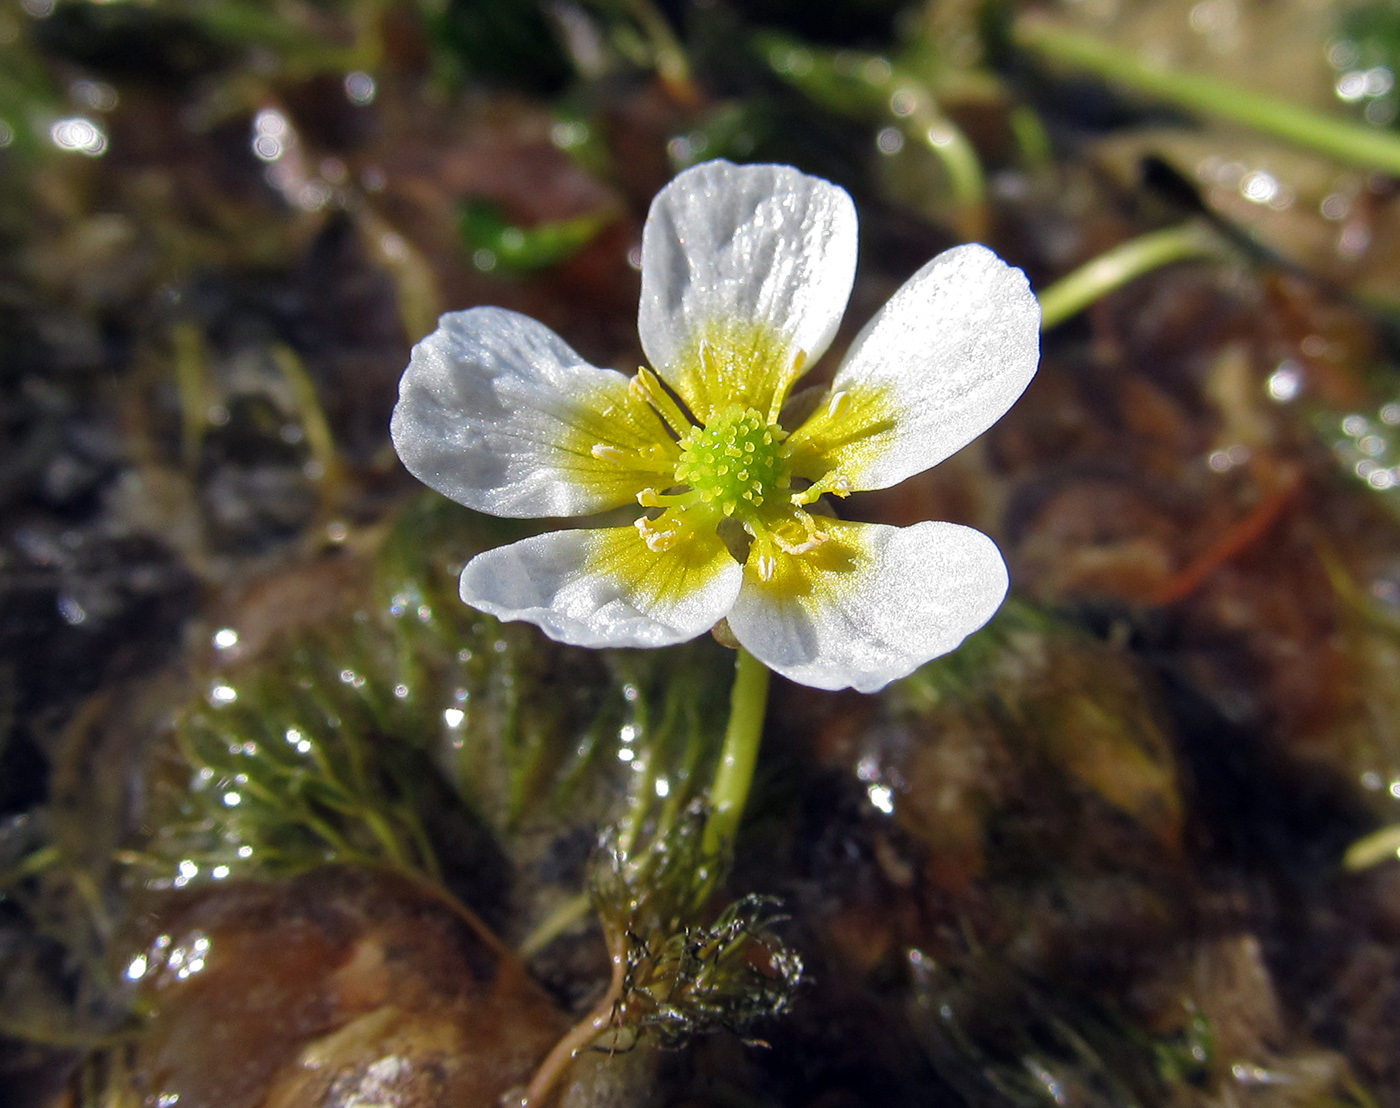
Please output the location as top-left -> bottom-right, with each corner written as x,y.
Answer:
702,646 -> 772,858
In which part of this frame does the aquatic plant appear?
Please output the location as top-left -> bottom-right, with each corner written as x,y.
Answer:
389,157 -> 1041,1099
392,158 -> 1040,693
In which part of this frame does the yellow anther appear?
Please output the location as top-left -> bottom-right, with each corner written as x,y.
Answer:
771,509 -> 828,556
773,526 -> 826,556
634,515 -> 680,552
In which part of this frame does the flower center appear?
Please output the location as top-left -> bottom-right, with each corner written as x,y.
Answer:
675,406 -> 788,518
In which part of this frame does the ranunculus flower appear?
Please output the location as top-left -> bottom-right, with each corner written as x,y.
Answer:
391,160 -> 1039,691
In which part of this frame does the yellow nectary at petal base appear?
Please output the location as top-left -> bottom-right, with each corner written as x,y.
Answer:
585,515 -> 739,617
746,521 -> 862,602
663,318 -> 800,426
781,380 -> 898,492
554,379 -> 682,506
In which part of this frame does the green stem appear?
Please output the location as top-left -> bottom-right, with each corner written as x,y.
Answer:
628,0 -> 699,106
1009,104 -> 1054,173
909,110 -> 988,238
1014,14 -> 1400,177
1344,824 -> 1400,872
271,343 -> 343,496
1037,222 -> 1223,330
882,77 -> 987,238
518,891 -> 593,960
0,843 -> 61,888
702,646 -> 771,857
170,323 -> 208,470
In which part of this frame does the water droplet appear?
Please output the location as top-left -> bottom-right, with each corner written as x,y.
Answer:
344,71 -> 376,105
212,627 -> 239,650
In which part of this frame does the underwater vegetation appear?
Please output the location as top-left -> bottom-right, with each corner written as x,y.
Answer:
10,0 -> 1400,1106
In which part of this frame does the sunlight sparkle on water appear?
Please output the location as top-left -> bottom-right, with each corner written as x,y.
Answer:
50,117 -> 106,156
252,109 -> 288,162
212,627 -> 239,650
285,728 -> 313,755
344,72 -> 376,105
169,933 -> 211,980
1267,361 -> 1301,403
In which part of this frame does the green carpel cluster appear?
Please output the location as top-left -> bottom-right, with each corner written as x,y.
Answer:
674,406 -> 789,519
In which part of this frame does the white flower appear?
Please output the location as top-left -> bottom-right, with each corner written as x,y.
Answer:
391,160 -> 1040,692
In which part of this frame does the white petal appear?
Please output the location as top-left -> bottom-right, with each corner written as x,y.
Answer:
638,160 -> 858,421
391,307 -> 672,518
459,525 -> 743,649
792,244 -> 1040,492
727,520 -> 1008,692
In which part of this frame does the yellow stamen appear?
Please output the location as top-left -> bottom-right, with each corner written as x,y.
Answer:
792,472 -> 852,506
768,349 -> 807,424
631,367 -> 695,439
771,511 -> 828,555
634,514 -> 681,552
637,488 -> 702,509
